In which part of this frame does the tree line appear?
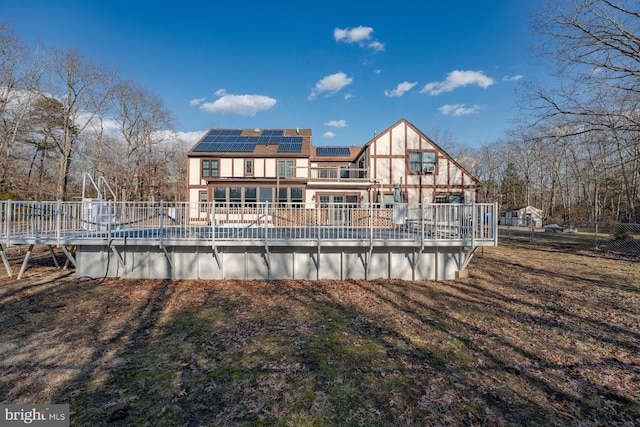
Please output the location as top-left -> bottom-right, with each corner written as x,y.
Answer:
444,0 -> 639,224
1,0 -> 639,223
0,22 -> 187,202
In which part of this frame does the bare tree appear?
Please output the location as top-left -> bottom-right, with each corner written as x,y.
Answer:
44,48 -> 114,200
110,79 -> 174,201
0,22 -> 48,196
520,0 -> 640,221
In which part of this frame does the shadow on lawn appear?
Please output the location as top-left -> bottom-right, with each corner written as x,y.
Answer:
0,250 -> 638,426
366,278 -> 639,425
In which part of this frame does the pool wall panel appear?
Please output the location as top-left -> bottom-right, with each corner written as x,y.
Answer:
75,244 -> 467,281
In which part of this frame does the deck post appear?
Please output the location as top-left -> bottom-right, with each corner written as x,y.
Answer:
61,246 -> 77,268
494,202 -> 499,247
159,200 -> 164,249
6,200 -> 12,247
471,202 -> 475,249
48,245 -> 60,268
0,244 -> 12,277
16,244 -> 34,280
56,200 -> 62,247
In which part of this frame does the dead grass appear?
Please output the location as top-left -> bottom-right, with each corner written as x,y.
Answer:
0,232 -> 638,426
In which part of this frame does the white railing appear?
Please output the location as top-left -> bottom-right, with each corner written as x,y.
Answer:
0,200 -> 497,247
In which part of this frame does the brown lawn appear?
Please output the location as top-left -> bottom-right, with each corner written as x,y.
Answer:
0,229 -> 638,426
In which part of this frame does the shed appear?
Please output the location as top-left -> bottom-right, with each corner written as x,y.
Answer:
499,205 -> 544,228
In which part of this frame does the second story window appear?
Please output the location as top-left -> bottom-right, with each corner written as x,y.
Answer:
202,159 -> 219,178
245,160 -> 253,175
277,160 -> 294,177
408,152 -> 436,174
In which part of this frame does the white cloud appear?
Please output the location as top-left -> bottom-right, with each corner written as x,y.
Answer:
199,89 -> 276,116
334,26 -> 384,52
189,97 -> 205,106
420,70 -> 495,95
334,26 -> 374,43
373,69 -> 382,75
344,93 -> 353,100
309,72 -> 353,100
384,81 -> 417,98
325,119 -> 347,128
174,130 -> 207,145
503,74 -> 523,82
323,131 -> 336,138
368,41 -> 385,52
439,103 -> 481,117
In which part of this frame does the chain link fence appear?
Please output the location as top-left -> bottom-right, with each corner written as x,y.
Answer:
568,221 -> 640,257
502,221 -> 640,258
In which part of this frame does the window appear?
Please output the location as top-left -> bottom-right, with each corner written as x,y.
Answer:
259,187 -> 273,204
448,194 -> 463,203
199,190 -> 208,212
435,194 -> 448,203
213,187 -> 226,203
278,187 -> 288,204
245,160 -> 253,175
278,160 -> 294,177
229,187 -> 242,207
408,152 -> 436,174
435,194 -> 463,203
291,188 -> 303,205
245,187 -> 257,207
202,159 -> 219,178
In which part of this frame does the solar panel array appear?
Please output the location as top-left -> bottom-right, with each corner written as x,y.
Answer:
278,142 -> 303,152
316,147 -> 351,157
193,129 -> 304,153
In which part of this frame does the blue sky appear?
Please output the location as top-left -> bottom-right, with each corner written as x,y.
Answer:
2,0 -> 542,148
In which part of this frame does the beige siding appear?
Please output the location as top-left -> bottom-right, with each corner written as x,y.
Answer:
255,159 -> 265,177
296,159 -> 309,177
189,188 -> 203,203
391,125 -> 405,154
407,128 -> 421,150
391,157 -> 405,183
188,158 -> 201,185
450,165 -> 463,185
233,159 -> 244,177
220,159 -> 233,177
376,158 -> 391,183
265,159 -> 276,177
375,134 -> 390,155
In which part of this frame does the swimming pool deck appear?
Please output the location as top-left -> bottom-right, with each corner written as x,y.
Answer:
1,201 -> 498,280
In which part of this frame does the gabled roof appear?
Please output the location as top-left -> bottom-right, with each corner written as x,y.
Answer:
358,118 -> 482,186
187,128 -> 312,157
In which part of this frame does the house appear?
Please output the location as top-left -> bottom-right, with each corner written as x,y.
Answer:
186,118 -> 481,212
499,205 -> 544,228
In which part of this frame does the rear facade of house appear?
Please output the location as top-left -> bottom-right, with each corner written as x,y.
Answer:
187,118 -> 481,211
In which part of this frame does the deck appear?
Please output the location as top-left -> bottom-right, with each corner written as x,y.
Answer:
1,201 -> 498,280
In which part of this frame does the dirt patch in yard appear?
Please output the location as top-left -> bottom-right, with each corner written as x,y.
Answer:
0,234 -> 638,426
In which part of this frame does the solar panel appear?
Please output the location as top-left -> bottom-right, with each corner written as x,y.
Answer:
195,129 -> 298,152
207,129 -> 240,136
278,143 -> 302,152
316,147 -> 351,156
